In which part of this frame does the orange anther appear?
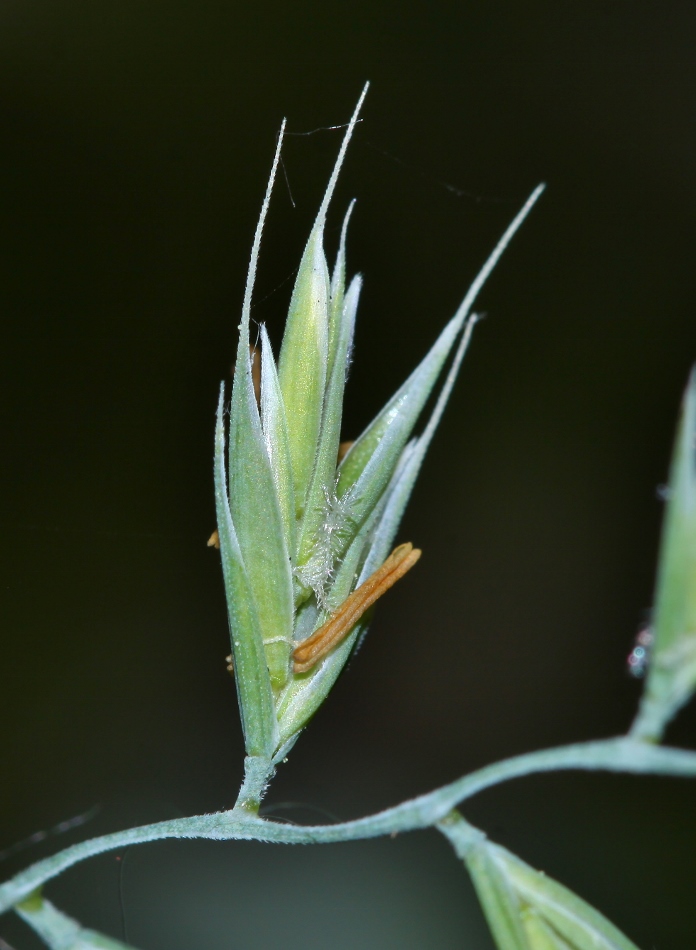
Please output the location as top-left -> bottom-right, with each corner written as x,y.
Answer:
292,542 -> 421,674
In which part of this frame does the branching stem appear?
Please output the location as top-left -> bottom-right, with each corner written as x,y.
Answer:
1,736 -> 695,916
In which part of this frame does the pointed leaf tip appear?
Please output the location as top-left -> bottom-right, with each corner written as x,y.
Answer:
314,85 -> 368,230
241,119 -> 286,332
278,87 -> 368,513
632,367 -> 696,740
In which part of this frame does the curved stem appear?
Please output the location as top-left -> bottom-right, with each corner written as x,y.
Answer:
2,737 -> 695,915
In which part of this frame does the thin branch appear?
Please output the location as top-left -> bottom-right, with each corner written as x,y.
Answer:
1,737 -> 695,915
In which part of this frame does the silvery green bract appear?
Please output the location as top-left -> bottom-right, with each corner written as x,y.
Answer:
17,893 -> 137,949
214,84 -> 544,763
448,820 -> 639,950
473,841 -> 640,950
632,369 -> 696,741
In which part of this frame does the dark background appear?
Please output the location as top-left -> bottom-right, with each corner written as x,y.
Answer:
1,2 -> 696,947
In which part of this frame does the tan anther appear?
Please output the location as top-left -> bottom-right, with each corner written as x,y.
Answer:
230,344 -> 261,406
292,542 -> 421,674
250,345 -> 261,407
337,440 -> 354,464
207,530 -> 220,549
